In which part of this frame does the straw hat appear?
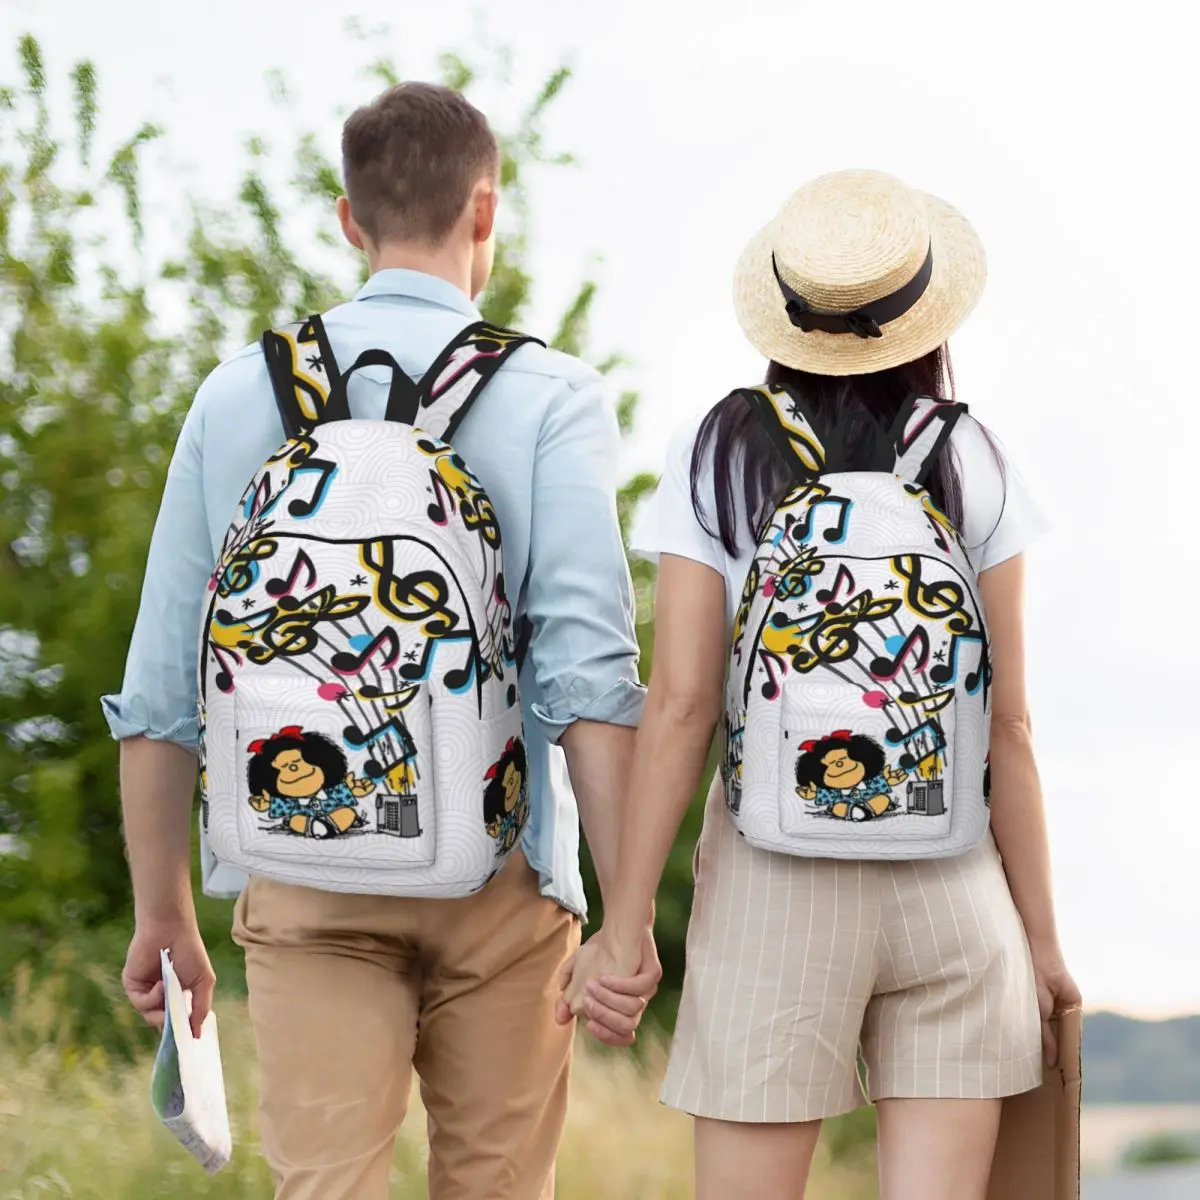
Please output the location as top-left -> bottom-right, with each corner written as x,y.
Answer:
732,169 -> 986,376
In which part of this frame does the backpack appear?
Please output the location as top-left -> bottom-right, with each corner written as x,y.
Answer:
722,383 -> 992,860
197,315 -> 542,897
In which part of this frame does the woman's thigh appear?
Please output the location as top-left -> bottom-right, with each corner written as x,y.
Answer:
695,1116 -> 823,1200
876,1097 -> 1002,1200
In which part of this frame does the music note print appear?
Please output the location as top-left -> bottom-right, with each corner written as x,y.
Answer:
343,715 -> 412,752
265,549 -> 318,598
358,682 -> 420,711
792,491 -> 853,545
208,641 -> 241,693
896,686 -> 956,715
284,458 -> 339,519
923,510 -> 950,552
360,539 -> 461,637
869,627 -> 931,682
331,628 -> 401,677
929,629 -> 988,692
427,471 -> 456,526
217,537 -> 277,597
755,647 -> 788,701
398,632 -> 477,693
815,563 -> 856,608
885,719 -> 947,772
889,555 -> 974,634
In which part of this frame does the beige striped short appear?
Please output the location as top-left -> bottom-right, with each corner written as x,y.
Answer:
661,778 -> 1043,1123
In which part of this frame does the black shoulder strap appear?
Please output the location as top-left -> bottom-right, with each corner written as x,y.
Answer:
262,315 -> 350,440
738,382 -> 827,482
411,321 -> 544,442
887,394 -> 968,485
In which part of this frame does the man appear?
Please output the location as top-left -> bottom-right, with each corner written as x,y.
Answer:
105,82 -> 659,1200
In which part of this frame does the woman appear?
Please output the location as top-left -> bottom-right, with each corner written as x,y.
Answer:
562,170 -> 1080,1200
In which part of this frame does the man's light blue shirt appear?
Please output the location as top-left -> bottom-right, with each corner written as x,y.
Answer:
101,269 -> 645,917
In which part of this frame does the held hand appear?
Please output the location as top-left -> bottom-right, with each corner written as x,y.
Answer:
123,920 -> 216,1041
555,927 -> 661,1047
1030,944 -> 1082,1066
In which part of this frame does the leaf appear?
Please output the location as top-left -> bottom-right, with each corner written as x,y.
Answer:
69,61 -> 97,166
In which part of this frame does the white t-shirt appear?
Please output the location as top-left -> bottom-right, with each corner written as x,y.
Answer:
631,410 -> 1048,626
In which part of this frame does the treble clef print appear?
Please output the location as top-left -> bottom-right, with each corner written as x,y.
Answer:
218,538 -> 277,597
246,586 -> 370,665
890,555 -> 974,634
793,591 -> 901,673
360,539 -> 460,637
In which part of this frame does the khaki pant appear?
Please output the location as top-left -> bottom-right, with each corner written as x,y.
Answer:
232,852 -> 580,1200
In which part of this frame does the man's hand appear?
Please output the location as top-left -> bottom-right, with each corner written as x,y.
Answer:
123,920 -> 215,1041
555,925 -> 661,1047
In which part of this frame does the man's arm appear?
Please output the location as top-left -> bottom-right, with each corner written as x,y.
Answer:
523,374 -> 646,912
103,397 -> 218,1037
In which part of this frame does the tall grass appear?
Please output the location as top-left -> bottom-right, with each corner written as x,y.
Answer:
0,964 -> 877,1198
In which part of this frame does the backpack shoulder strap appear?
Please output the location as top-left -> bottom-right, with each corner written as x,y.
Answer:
261,314 -> 350,439
887,394 -> 968,485
410,321 -> 544,442
738,382 -> 826,481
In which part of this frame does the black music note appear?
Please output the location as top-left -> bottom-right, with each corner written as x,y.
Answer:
358,683 -> 420,711
398,632 -> 476,692
208,642 -> 241,693
331,629 -> 401,676
923,510 -> 950,553
869,627 -> 931,682
756,648 -> 787,701
265,549 -> 318,597
816,563 -> 856,608
793,493 -> 853,545
285,458 -> 338,519
897,686 -> 956,715
929,629 -> 987,691
343,715 -> 412,752
427,472 -> 456,525
885,719 -> 947,771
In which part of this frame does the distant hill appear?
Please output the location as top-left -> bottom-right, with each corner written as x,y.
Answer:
1085,1013 -> 1200,1104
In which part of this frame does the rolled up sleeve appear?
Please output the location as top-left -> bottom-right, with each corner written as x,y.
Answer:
524,376 -> 645,742
100,395 -> 216,750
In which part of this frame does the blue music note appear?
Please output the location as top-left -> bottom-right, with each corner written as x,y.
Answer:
885,719 -> 947,772
398,631 -> 476,693
794,495 -> 853,545
285,459 -> 339,519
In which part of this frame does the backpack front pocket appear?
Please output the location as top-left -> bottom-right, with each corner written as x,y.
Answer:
776,677 -> 955,843
233,679 -> 437,869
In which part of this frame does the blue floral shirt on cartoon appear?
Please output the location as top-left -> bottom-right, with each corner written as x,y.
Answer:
795,729 -> 910,821
266,779 -> 361,822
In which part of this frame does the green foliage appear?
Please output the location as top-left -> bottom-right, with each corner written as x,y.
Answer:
0,31 -> 709,1052
1121,1131 -> 1200,1169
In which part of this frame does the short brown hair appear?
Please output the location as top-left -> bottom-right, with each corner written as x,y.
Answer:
341,82 -> 499,246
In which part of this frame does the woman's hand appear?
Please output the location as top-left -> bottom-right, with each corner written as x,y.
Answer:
555,926 -> 661,1047
1030,942 -> 1082,1066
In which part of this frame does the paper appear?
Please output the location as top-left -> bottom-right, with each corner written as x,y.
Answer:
149,948 -> 232,1175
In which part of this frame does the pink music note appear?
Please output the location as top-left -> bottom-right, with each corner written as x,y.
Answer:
426,472 -> 456,526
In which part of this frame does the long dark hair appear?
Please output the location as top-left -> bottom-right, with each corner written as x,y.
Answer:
691,346 -> 968,556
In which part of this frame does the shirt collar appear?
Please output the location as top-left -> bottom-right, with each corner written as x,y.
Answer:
354,268 -> 481,319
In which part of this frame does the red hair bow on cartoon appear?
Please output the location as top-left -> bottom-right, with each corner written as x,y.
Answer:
484,738 -> 518,780
248,725 -> 304,754
799,729 -> 852,753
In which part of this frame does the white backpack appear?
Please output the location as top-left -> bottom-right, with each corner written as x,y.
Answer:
723,384 -> 991,860
197,315 -> 540,897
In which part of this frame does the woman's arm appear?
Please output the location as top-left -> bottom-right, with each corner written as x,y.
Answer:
979,553 -> 1081,1060
560,552 -> 728,1009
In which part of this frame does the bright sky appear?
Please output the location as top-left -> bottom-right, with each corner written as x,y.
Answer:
3,0 -> 1197,1018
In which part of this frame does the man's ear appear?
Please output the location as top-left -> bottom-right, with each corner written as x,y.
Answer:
473,179 -> 498,245
337,196 -> 366,251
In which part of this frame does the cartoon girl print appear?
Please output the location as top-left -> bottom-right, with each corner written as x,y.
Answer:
247,725 -> 374,839
795,729 -> 909,821
483,737 -> 529,854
